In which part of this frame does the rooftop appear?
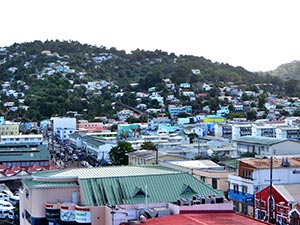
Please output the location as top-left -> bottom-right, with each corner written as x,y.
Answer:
25,165 -> 224,207
275,184 -> 300,202
168,160 -> 223,170
32,165 -> 180,179
127,150 -> 167,159
241,157 -> 300,169
0,144 -> 49,162
145,212 -> 268,225
233,136 -> 287,145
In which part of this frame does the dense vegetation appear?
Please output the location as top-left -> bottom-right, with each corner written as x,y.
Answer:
0,40 -> 291,121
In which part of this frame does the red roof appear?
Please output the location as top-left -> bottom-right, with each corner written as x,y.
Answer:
3,169 -> 17,176
0,165 -> 8,172
144,213 -> 269,225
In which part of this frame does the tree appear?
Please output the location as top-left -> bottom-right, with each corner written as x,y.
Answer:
109,141 -> 135,165
246,110 -> 257,121
208,98 -> 220,113
141,141 -> 157,151
187,133 -> 199,144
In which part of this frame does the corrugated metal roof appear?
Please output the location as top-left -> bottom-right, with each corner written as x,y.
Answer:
80,170 -> 224,206
0,144 -> 50,161
29,166 -> 224,207
22,179 -> 79,189
82,136 -> 105,148
274,184 -> 300,202
127,150 -> 167,159
33,166 -> 181,179
233,136 -> 286,145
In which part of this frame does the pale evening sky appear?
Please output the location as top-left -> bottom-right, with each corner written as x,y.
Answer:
1,0 -> 300,72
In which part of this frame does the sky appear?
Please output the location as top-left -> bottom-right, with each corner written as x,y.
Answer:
1,0 -> 300,72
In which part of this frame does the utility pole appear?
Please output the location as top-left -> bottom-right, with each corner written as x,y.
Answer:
269,157 -> 274,224
264,157 -> 280,224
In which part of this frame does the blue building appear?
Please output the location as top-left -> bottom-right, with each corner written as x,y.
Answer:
168,105 -> 192,118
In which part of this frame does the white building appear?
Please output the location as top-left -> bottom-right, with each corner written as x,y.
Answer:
228,157 -> 300,215
232,123 -> 252,139
276,126 -> 300,140
233,136 -> 300,156
0,134 -> 44,145
50,117 -> 76,133
50,117 -> 77,143
252,123 -> 276,138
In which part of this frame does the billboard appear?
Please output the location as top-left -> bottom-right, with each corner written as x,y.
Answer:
75,205 -> 91,223
60,204 -> 76,222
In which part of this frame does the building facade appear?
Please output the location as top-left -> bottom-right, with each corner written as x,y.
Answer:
255,184 -> 300,225
20,166 -> 225,225
228,157 -> 300,216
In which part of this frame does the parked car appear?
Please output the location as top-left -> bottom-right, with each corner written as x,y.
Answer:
72,154 -> 78,161
0,200 -> 14,209
0,208 -> 14,220
1,190 -> 19,205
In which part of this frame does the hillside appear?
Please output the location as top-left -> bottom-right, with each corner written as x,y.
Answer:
0,40 -> 279,121
269,60 -> 300,80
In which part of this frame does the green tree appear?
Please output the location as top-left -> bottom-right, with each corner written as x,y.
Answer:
109,141 -> 135,165
293,110 -> 300,117
208,98 -> 220,113
141,141 -> 157,150
187,133 -> 199,144
246,110 -> 257,121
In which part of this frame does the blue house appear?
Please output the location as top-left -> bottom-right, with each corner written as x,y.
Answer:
168,105 -> 192,118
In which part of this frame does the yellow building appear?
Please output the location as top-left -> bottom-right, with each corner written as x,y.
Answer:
0,123 -> 19,136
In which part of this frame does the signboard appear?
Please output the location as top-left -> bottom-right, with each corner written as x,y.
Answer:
75,206 -> 91,223
204,117 -> 225,123
246,197 -> 253,202
60,204 -> 75,222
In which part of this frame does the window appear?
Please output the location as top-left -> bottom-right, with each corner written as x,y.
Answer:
242,203 -> 248,214
242,186 -> 247,195
257,210 -> 266,220
25,210 -> 31,223
200,176 -> 206,182
25,189 -> 30,199
212,178 -> 217,189
291,211 -> 299,225
242,170 -> 253,180
233,184 -> 239,193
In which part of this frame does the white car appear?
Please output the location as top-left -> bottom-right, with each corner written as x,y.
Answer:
1,190 -> 20,205
72,154 -> 78,161
0,200 -> 14,210
0,208 -> 14,220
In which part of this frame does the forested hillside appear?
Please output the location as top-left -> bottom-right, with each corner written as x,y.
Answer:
0,40 -> 288,121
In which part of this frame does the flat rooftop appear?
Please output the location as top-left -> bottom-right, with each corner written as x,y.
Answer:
145,213 -> 268,225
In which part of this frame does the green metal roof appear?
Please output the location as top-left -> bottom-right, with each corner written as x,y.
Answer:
79,167 -> 223,207
22,178 -> 79,189
0,144 -> 50,162
27,165 -> 224,207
